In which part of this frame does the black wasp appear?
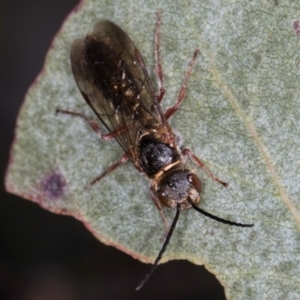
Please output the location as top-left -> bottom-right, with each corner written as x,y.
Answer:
57,12 -> 253,290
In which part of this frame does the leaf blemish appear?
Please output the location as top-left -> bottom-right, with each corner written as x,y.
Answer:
41,171 -> 66,200
292,20 -> 300,36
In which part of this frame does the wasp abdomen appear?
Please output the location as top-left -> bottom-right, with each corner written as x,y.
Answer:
85,36 -> 140,117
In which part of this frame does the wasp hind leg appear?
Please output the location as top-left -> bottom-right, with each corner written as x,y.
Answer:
56,109 -> 127,140
153,11 -> 200,117
154,10 -> 165,103
164,49 -> 200,120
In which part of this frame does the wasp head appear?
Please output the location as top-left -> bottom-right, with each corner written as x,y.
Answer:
156,169 -> 201,209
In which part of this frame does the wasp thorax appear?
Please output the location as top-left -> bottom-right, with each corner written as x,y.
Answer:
156,169 -> 201,209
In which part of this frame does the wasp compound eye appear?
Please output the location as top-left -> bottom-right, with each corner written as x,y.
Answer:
157,190 -> 166,200
157,189 -> 169,207
157,189 -> 170,207
187,173 -> 201,193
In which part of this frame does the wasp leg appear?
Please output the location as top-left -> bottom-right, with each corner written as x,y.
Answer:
164,49 -> 200,120
56,109 -> 126,140
150,184 -> 169,235
87,153 -> 128,188
136,11 -> 165,103
154,10 -> 165,103
182,148 -> 229,187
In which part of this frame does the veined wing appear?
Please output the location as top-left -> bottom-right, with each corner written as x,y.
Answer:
70,20 -> 169,162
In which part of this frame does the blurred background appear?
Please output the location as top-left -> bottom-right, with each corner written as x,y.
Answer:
0,1 -> 226,299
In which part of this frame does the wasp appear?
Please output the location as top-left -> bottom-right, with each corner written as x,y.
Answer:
56,12 -> 253,290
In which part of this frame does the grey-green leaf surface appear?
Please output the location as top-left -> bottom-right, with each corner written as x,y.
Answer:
5,0 -> 300,299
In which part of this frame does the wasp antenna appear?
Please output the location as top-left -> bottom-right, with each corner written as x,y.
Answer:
136,203 -> 181,291
187,199 -> 254,227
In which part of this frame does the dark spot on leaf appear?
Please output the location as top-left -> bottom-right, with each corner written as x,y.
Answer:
293,21 -> 300,36
41,172 -> 66,200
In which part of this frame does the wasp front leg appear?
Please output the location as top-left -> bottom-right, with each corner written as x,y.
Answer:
150,183 -> 169,235
182,148 -> 229,187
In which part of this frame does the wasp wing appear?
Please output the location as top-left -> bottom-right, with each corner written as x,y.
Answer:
70,20 -> 170,163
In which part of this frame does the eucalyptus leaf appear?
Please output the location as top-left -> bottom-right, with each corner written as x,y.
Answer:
5,0 -> 300,299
